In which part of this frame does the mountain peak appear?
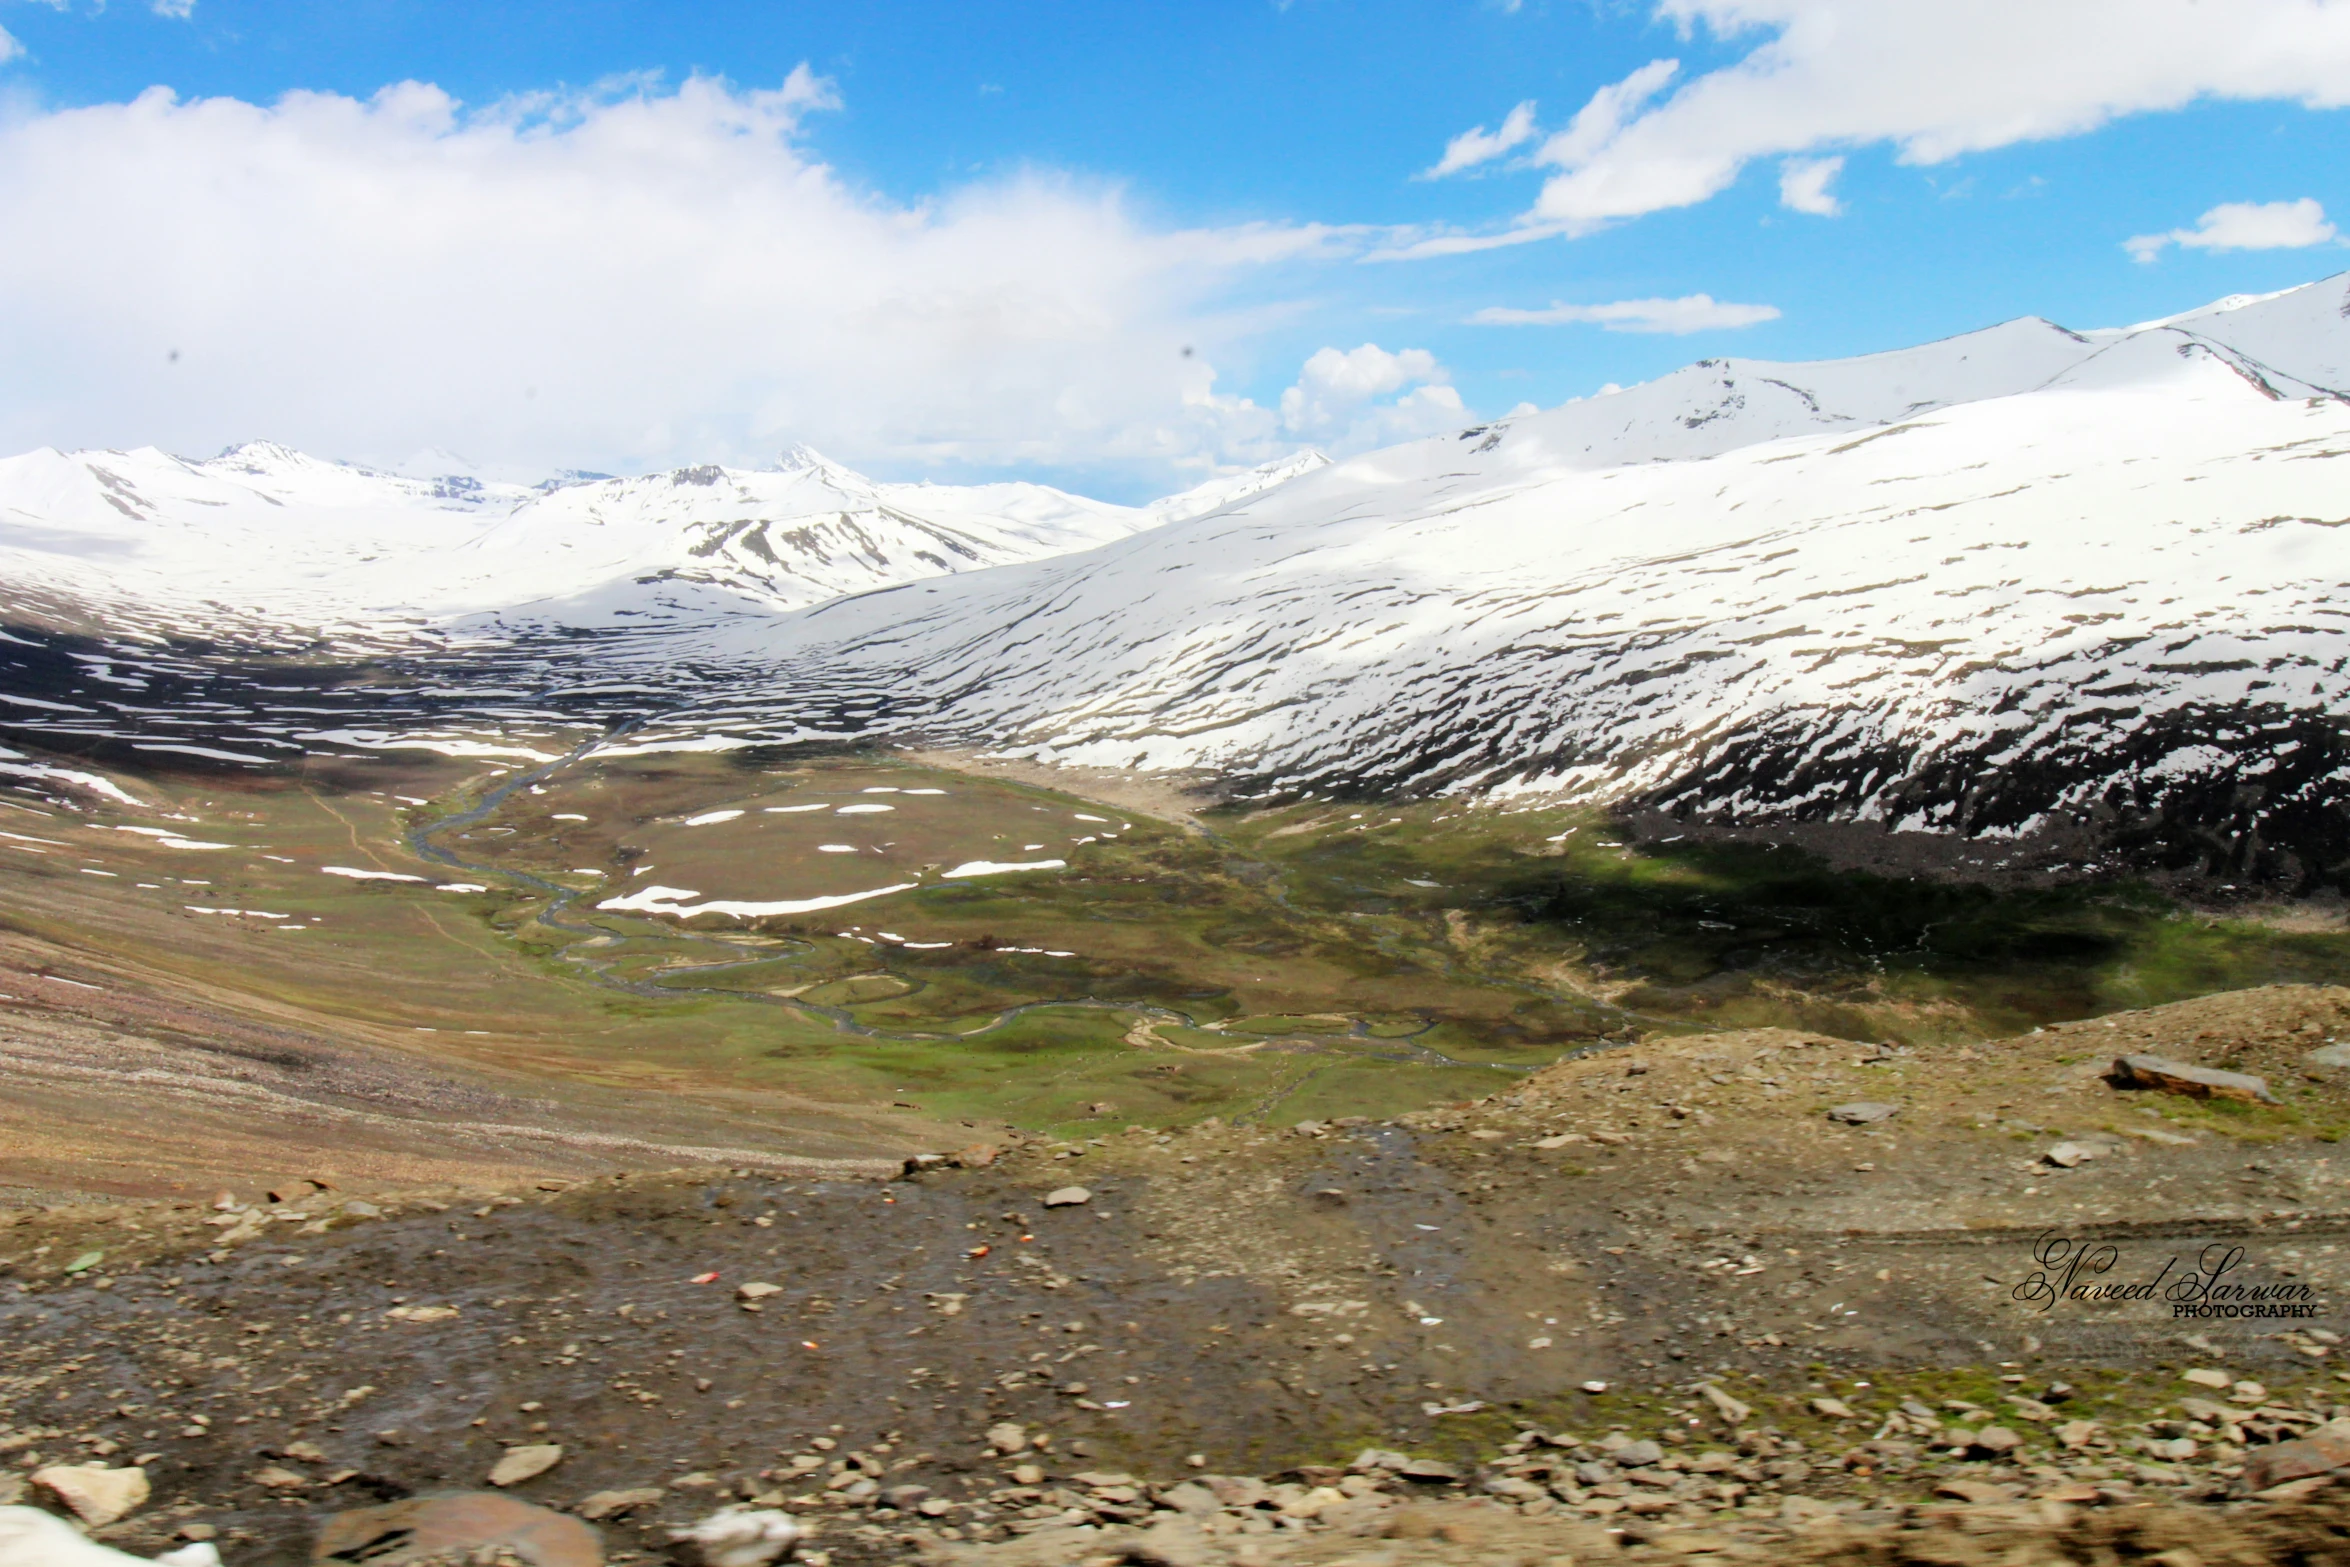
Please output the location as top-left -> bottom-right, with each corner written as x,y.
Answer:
774,443 -> 847,476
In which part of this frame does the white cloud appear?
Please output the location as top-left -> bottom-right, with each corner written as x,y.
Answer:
1419,2 -> 2350,239
0,73 -> 1350,482
152,0 -> 195,16
2125,198 -> 2339,262
1469,293 -> 1781,333
0,25 -> 18,64
1777,153 -> 1843,215
1422,100 -> 1539,179
1273,344 -> 1465,448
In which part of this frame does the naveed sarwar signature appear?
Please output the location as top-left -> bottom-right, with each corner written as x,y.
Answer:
2011,1231 -> 2323,1319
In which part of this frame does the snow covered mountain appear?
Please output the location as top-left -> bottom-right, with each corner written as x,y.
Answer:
5,274 -> 2350,884
0,441 -> 1311,629
597,272 -> 2350,883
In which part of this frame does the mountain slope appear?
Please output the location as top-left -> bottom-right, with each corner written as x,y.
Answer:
616,273 -> 2350,882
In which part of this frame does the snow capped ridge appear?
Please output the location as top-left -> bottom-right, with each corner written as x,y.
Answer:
0,439 -> 1291,628
1146,450 -> 1332,525
8,273 -> 2350,884
599,270 -> 2350,885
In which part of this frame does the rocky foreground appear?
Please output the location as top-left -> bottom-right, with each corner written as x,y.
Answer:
9,985 -> 2350,1563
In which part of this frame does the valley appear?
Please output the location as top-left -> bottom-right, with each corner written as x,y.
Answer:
7,737 -> 2350,1208
7,274 -> 2350,1565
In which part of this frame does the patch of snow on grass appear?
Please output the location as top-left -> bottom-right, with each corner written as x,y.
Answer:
599,882 -> 919,918
942,858 -> 1066,878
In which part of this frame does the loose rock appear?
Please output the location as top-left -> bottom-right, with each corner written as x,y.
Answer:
668,1505 -> 800,1567
2242,1421 -> 2350,1491
576,1487 -> 664,1521
313,1494 -> 602,1567
2114,1053 -> 2278,1104
487,1444 -> 565,1488
30,1465 -> 148,1528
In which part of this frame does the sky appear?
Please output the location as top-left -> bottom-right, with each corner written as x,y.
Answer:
1,1 -> 2348,499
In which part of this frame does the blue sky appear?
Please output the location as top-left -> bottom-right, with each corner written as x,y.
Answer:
2,0 -> 2347,497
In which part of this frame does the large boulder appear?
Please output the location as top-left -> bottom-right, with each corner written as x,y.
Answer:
312,1493 -> 602,1566
2114,1054 -> 2277,1104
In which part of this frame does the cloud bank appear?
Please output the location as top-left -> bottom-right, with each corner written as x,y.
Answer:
2125,198 -> 2339,262
0,72 -> 1367,482
1430,0 -> 2350,238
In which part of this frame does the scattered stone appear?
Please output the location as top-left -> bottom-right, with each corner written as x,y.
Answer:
1205,1476 -> 1269,1508
576,1487 -> 664,1521
487,1444 -> 564,1488
736,1282 -> 782,1301
2043,1142 -> 2099,1168
2113,1054 -> 2278,1104
1532,1133 -> 1585,1149
1040,1187 -> 1090,1208
956,1143 -> 1000,1168
1396,1458 -> 1462,1483
250,1465 -> 309,1490
1116,1516 -> 1213,1567
2183,1368 -> 2233,1390
313,1494 -> 601,1567
1159,1482 -> 1220,1516
1009,1464 -> 1045,1487
2229,1380 -> 2267,1404
2253,1474 -> 2338,1502
385,1304 -> 462,1323
2307,1043 -> 2350,1069
1612,1441 -> 1664,1468
1934,1479 -> 2019,1504
986,1423 -> 1029,1455
1972,1426 -> 2024,1455
30,1464 -> 148,1528
1697,1383 -> 1752,1425
1827,1103 -> 1899,1124
1809,1397 -> 1857,1420
1650,1530 -> 1737,1555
